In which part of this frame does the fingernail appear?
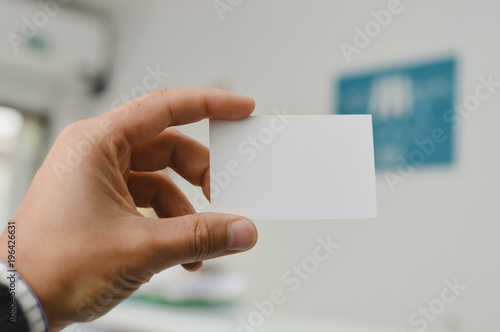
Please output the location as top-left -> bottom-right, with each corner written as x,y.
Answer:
227,219 -> 257,251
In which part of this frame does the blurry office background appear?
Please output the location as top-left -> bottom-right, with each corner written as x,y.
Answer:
1,0 -> 499,331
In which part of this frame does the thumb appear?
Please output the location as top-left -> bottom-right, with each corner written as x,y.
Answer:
144,213 -> 258,271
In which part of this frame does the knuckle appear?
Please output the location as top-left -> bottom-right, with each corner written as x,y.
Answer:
155,171 -> 173,187
187,216 -> 213,262
60,120 -> 85,136
56,120 -> 90,146
112,102 -> 133,116
122,99 -> 142,113
150,174 -> 173,205
144,89 -> 158,98
163,127 -> 181,138
143,89 -> 176,125
146,89 -> 168,98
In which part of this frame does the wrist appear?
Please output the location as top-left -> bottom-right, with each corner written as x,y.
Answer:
0,259 -> 49,331
0,221 -> 65,332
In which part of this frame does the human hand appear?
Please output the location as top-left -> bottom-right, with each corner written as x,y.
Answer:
0,88 -> 258,331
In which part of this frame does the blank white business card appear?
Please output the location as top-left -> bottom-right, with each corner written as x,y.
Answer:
209,114 -> 377,221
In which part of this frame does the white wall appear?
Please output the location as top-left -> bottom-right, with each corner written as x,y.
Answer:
15,0 -> 500,330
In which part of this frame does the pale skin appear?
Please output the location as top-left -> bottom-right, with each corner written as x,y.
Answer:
0,88 -> 259,331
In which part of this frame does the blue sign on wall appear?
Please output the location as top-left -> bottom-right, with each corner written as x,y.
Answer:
337,57 -> 456,169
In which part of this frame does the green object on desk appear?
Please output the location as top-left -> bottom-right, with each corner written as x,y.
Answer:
132,294 -> 236,308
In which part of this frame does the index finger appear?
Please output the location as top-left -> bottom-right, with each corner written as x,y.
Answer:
103,88 -> 255,146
